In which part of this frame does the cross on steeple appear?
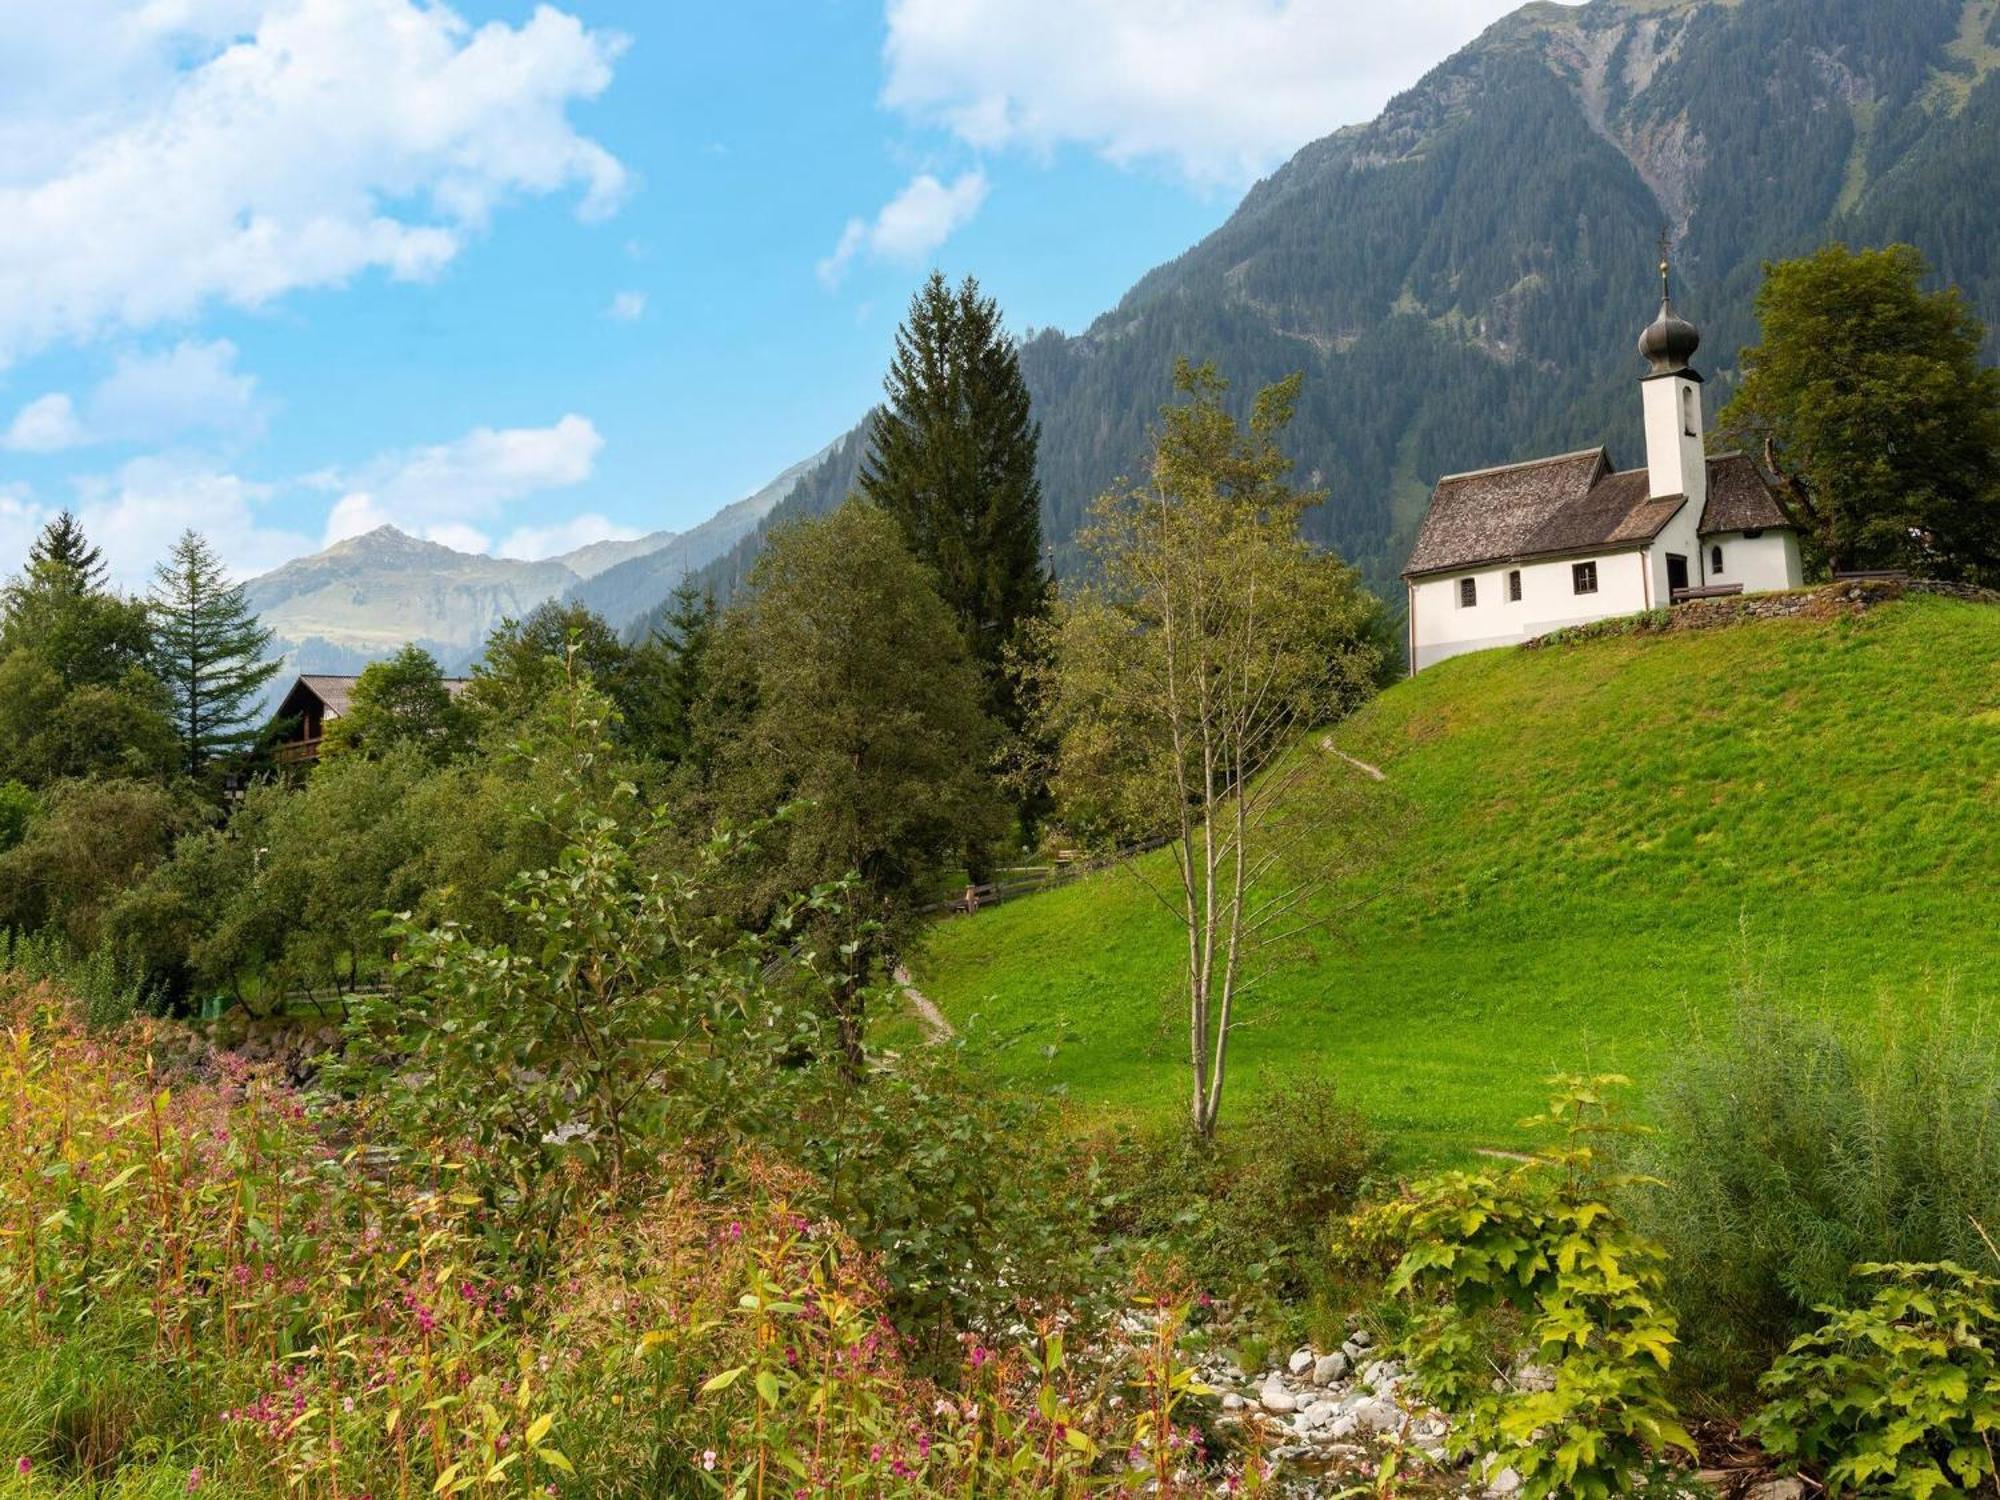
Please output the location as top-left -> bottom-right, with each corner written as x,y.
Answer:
1658,227 -> 1673,302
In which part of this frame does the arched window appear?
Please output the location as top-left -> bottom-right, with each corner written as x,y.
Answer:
1710,544 -> 1724,575
1682,384 -> 1698,438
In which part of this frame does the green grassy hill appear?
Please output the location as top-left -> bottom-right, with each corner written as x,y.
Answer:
912,595 -> 2000,1162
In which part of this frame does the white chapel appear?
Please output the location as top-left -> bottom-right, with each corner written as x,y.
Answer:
1401,264 -> 1803,673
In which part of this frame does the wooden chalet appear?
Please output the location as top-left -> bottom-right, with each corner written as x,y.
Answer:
273,672 -> 469,765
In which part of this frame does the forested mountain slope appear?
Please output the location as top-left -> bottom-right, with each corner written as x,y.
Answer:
746,0 -> 2000,598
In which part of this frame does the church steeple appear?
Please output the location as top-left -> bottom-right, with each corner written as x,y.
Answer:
1638,236 -> 1707,503
1639,233 -> 1702,378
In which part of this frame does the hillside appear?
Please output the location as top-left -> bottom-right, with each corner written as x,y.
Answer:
754,0 -> 2000,599
911,595 -> 2000,1161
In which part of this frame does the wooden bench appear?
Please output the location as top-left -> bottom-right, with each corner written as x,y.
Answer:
1671,583 -> 1744,603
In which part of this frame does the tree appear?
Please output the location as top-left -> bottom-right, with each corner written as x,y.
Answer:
627,579 -> 718,767
1717,243 -> 2000,582
0,777 -> 200,952
703,499 -> 1006,1071
26,511 -> 107,589
1033,361 -> 1389,1138
859,272 -> 1050,736
462,599 -> 688,756
322,645 -> 468,763
146,531 -> 281,778
0,525 -> 176,787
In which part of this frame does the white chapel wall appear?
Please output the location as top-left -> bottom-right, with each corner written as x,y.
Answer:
1704,529 -> 1802,594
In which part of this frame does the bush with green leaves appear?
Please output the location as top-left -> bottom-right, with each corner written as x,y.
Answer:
1354,1075 -> 1692,1500
1638,996 -> 2000,1394
788,1042 -> 1105,1366
1093,1071 -> 1383,1312
329,662 -> 838,1260
1749,1261 -> 2000,1498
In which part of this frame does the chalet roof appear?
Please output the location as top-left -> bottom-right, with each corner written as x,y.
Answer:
278,671 -> 469,723
1404,450 -> 1792,578
1699,452 -> 1790,535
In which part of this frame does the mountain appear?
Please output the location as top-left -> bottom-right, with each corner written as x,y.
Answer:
245,526 -> 584,681
555,529 -> 678,580
912,591 -> 2000,1160
739,0 -> 2000,600
246,444 -> 835,687
568,441 -> 838,634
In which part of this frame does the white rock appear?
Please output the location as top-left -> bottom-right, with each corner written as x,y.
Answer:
1288,1347 -> 1315,1376
1486,1466 -> 1522,1497
1260,1383 -> 1298,1415
1329,1414 -> 1359,1440
1360,1358 -> 1402,1392
1221,1393 -> 1245,1411
1313,1351 -> 1348,1385
1301,1399 -> 1341,1427
1353,1399 -> 1403,1434
1746,1482 -> 1805,1500
1512,1361 -> 1555,1394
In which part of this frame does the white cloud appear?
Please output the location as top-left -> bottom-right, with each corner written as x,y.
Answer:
881,0 -> 1532,187
818,169 -> 989,287
91,339 -> 261,444
499,513 -> 640,561
318,414 -> 604,547
3,413 -> 611,587
0,0 -> 628,365
3,394 -> 88,453
70,453 -> 315,585
606,290 -> 647,321
2,339 -> 262,452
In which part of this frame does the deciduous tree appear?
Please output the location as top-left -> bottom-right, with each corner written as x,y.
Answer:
704,499 -> 1006,1071
322,644 -> 468,764
1034,360 -> 1389,1138
1718,243 -> 2000,582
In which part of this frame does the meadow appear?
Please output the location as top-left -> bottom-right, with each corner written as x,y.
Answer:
912,595 -> 2000,1161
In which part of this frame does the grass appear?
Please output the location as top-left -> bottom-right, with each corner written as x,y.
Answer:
911,595 -> 2000,1164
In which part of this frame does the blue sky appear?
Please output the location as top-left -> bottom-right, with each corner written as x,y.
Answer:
0,0 -> 1531,585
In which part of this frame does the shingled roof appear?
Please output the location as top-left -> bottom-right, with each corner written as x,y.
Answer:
280,672 -> 470,722
1403,450 -> 1791,578
1402,448 -> 1612,578
1699,452 -> 1790,535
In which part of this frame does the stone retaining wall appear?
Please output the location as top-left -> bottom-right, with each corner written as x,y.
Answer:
1523,577 -> 1997,652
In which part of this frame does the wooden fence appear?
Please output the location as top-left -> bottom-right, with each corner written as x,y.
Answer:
930,836 -> 1172,916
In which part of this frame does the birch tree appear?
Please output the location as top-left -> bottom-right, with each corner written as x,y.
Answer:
1033,360 -> 1387,1138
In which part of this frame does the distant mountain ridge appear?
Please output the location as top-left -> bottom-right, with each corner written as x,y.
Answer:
246,444 -> 833,686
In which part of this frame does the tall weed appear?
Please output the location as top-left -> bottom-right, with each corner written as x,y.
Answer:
1638,992 -> 2000,1394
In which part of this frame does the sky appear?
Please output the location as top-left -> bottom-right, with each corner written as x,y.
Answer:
0,0 -> 1541,587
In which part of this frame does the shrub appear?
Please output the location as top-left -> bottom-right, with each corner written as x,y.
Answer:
1748,1262 -> 2000,1497
787,1044 -> 1106,1366
1353,1075 -> 1692,1500
1092,1071 -> 1383,1312
1637,996 -> 2000,1394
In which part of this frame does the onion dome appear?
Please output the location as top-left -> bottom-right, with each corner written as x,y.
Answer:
1639,248 -> 1700,375
1639,297 -> 1701,374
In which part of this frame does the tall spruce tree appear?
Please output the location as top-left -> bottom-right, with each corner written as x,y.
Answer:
27,511 -> 107,590
147,531 -> 281,777
858,272 -> 1049,734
